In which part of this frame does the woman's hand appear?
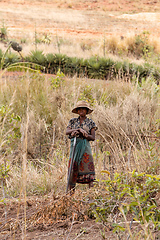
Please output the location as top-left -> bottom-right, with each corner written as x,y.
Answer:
66,127 -> 94,140
79,128 -> 95,141
79,128 -> 88,138
71,130 -> 79,137
83,131 -> 88,138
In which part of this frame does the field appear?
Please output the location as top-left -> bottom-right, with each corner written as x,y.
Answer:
1,0 -> 160,58
0,1 -> 160,240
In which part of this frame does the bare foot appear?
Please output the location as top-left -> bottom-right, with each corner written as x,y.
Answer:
89,181 -> 94,188
69,186 -> 75,196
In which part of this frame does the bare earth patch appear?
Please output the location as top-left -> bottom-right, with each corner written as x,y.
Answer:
0,195 -> 114,240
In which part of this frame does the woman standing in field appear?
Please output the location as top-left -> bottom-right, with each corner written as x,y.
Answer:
66,100 -> 97,194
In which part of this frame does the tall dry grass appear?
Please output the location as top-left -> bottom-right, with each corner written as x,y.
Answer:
0,71 -> 159,198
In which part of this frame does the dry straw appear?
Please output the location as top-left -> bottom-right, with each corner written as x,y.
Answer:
0,72 -> 159,197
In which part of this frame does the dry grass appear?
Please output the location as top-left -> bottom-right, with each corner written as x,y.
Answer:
0,71 -> 159,198
1,31 -> 160,65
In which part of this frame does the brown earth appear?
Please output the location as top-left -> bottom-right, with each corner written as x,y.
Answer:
0,194 -> 115,240
0,0 -> 160,42
0,191 -> 159,240
0,1 -> 160,239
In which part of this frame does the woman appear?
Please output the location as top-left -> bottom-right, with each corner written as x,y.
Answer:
66,100 -> 97,193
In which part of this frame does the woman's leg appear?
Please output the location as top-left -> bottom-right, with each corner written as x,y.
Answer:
88,181 -> 93,188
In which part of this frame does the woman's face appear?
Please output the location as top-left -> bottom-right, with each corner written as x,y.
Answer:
77,107 -> 87,117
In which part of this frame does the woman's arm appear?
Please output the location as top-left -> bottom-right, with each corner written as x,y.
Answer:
79,128 -> 95,141
66,127 -> 95,140
66,127 -> 79,137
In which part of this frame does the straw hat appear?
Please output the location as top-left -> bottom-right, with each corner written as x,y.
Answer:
72,100 -> 93,114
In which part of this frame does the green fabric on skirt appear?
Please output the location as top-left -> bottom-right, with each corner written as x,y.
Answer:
68,138 -> 95,187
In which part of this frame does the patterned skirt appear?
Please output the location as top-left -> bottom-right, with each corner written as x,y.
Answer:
68,138 -> 95,187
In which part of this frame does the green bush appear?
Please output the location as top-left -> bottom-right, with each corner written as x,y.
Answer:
91,171 -> 160,239
0,48 -> 160,83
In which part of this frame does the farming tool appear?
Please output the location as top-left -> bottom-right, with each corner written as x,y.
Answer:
66,136 -> 77,193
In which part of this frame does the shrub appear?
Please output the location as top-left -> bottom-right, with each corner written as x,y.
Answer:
91,171 -> 160,239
